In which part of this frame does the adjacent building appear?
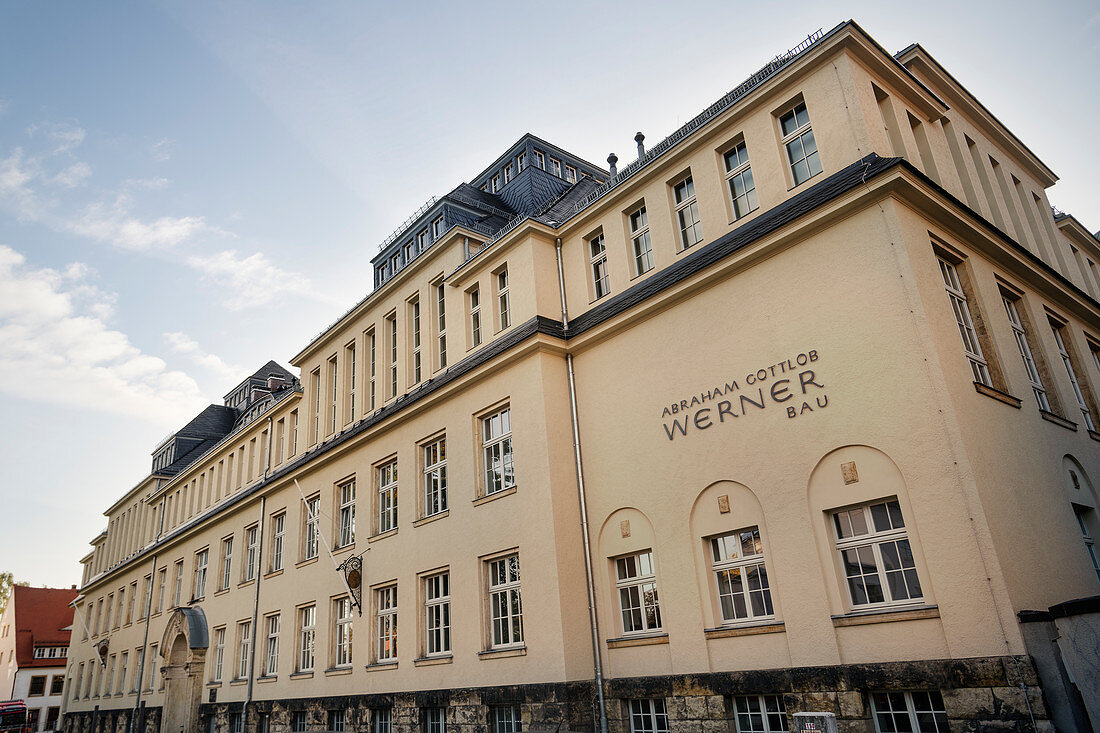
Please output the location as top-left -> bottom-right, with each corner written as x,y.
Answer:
64,20 -> 1100,733
1,586 -> 77,732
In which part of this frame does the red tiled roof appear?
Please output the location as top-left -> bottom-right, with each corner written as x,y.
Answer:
12,586 -> 77,668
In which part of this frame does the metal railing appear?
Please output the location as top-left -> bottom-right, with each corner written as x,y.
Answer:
447,190 -> 515,220
378,196 -> 439,252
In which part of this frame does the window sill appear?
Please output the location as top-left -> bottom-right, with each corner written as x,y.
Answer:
704,621 -> 785,639
473,486 -> 517,507
1040,410 -> 1077,431
412,511 -> 449,528
323,666 -> 352,677
365,661 -> 398,672
606,633 -> 669,649
229,679 -> 247,687
295,557 -> 319,570
213,588 -> 230,598
205,682 -> 222,688
831,604 -> 939,627
332,543 -> 355,556
413,655 -> 453,667
289,671 -> 314,679
256,675 -> 277,684
973,382 -> 1021,408
237,579 -> 255,590
263,569 -> 283,580
1089,430 -> 1100,443
368,528 -> 398,543
477,645 -> 526,660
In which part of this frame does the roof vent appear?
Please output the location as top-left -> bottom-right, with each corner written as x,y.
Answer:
635,132 -> 645,158
607,153 -> 618,177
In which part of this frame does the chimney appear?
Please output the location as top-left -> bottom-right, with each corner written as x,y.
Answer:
635,132 -> 645,158
607,153 -> 618,177
267,375 -> 286,391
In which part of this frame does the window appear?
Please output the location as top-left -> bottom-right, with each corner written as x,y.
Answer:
147,643 -> 158,691
436,283 -> 447,369
230,714 -> 244,733
432,216 -> 445,241
833,499 -> 923,608
938,257 -> 992,386
140,575 -> 151,619
616,551 -> 662,634
488,554 -> 523,647
372,710 -> 392,733
334,597 -> 353,667
496,268 -> 511,330
723,141 -> 759,219
130,650 -> 142,692
236,620 -> 251,680
490,174 -> 500,193
870,691 -> 947,733
328,356 -> 338,434
502,162 -> 514,185
193,549 -> 208,599
376,585 -> 398,662
126,581 -> 136,624
244,525 -> 259,582
29,676 -> 46,696
290,410 -> 298,456
590,233 -> 610,300
291,712 -> 307,733
1002,295 -> 1050,411
271,513 -> 285,572
218,538 -> 233,591
378,460 -> 398,534
779,102 -> 822,185
628,700 -> 668,733
533,150 -> 545,170
212,627 -> 225,682
410,297 -> 422,384
264,614 -> 280,676
26,711 -> 38,732
72,666 -> 83,700
711,528 -> 774,623
549,158 -> 561,177
303,495 -> 320,561
565,165 -> 577,183
1051,322 -> 1096,430
1074,505 -> 1100,582
482,407 -> 514,495
173,561 -> 183,607
328,711 -> 346,733
673,175 -> 702,249
156,569 -> 166,613
424,572 -> 450,656
516,152 -> 527,171
470,287 -> 482,347
298,605 -> 316,672
629,205 -> 654,275
733,696 -> 787,733
50,673 -> 65,695
258,714 -> 270,733
417,229 -> 428,252
492,706 -> 521,733
310,368 -> 320,444
346,342 -> 356,421
388,314 -> 399,398
423,437 -> 447,517
424,708 -> 446,733
367,328 -> 376,411
338,480 -> 356,548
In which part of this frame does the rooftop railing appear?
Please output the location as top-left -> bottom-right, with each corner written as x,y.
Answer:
378,196 -> 439,252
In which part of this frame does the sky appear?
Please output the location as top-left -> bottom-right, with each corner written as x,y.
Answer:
1,0 -> 1097,588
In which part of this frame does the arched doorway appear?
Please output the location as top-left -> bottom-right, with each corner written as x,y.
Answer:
159,608 -> 209,733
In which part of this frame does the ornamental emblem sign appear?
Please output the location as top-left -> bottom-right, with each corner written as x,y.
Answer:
95,638 -> 109,667
339,554 -> 363,616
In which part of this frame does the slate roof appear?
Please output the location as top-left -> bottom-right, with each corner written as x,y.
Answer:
11,586 -> 76,668
224,360 -> 296,402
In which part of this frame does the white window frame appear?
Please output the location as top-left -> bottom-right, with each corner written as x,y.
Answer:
1002,295 -> 1050,411
482,407 -> 514,496
470,287 -> 482,347
368,329 -> 376,410
264,614 -> 280,676
590,233 -> 609,300
723,141 -> 759,220
497,268 -> 511,330
628,699 -> 668,733
375,585 -> 398,663
388,314 -> 398,399
411,297 -> 422,384
220,537 -> 233,591
615,550 -> 662,634
236,620 -> 251,680
490,174 -> 500,193
334,597 -> 353,668
271,513 -> 285,572
779,101 -> 822,186
1074,505 -> 1100,582
710,527 -> 774,624
732,695 -> 788,733
549,158 -> 561,177
346,342 -> 356,421
629,205 -> 654,275
424,572 -> 450,657
298,605 -> 316,672
432,215 -> 445,241
533,150 -> 545,170
487,553 -> 523,648
437,283 -> 447,369
172,561 -> 183,607
212,627 -> 225,682
337,479 -> 356,548
378,460 -> 398,534
424,708 -> 446,733
672,175 -> 702,250
832,498 -> 923,609
565,165 -> 577,183
938,257 -> 992,386
869,691 -> 948,733
244,525 -> 259,582
1052,323 -> 1095,430
304,496 -> 320,561
372,710 -> 392,733
423,437 -> 447,518
492,706 -> 521,733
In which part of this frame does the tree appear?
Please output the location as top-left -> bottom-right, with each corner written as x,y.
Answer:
0,572 -> 29,617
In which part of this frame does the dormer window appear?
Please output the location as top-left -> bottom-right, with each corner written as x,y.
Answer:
502,163 -> 514,185
490,174 -> 500,193
389,253 -> 399,272
533,150 -> 545,170
431,216 -> 444,240
403,242 -> 414,262
565,165 -> 576,183
549,158 -> 561,177
416,230 -> 428,251
517,152 -> 527,171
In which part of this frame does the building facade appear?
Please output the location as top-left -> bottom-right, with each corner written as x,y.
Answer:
64,21 -> 1100,733
1,586 -> 77,732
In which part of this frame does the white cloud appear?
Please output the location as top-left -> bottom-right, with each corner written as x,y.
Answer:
67,197 -> 213,251
150,138 -> 173,162
0,245 -> 206,426
164,331 -> 243,387
53,161 -> 92,188
123,177 -> 170,190
27,122 -> 86,154
0,148 -> 43,221
188,249 -> 314,310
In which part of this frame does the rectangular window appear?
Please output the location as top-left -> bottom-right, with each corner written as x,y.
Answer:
212,627 -> 225,682
1002,295 -> 1050,411
1074,506 -> 1100,582
173,561 -> 183,607
629,205 -> 654,275
432,215 -> 445,241
244,526 -> 259,582
271,513 -> 285,572
289,410 -> 298,456
870,691 -> 947,733
117,651 -> 128,694
490,174 -> 500,193
424,708 -> 446,733
372,710 -> 392,733
779,102 -> 822,185
264,614 -> 280,676
298,605 -> 316,672
616,551 -> 662,634
833,499 -> 923,608
590,233 -> 610,300
533,150 -> 545,170
436,283 -> 447,370
424,572 -> 450,656
328,711 -> 345,733
147,643 -> 158,691
417,228 -> 428,252
328,356 -> 338,434
470,287 -> 482,347
628,700 -> 668,733
376,585 -> 398,662
237,620 -> 251,680
156,569 -> 166,613
482,407 -> 514,496
29,676 -> 46,696
346,342 -> 356,422
230,714 -> 243,733
220,538 -> 233,591
492,706 -> 521,733
388,314 -> 398,398
516,152 -> 527,171
502,163 -> 513,185
496,269 -> 511,330
291,712 -> 307,733
411,297 -> 422,384
73,665 -> 83,701
193,549 -> 208,599
1051,321 -> 1096,430
733,695 -> 788,733
334,597 -> 353,667
303,496 -> 320,561
488,554 -> 523,647
367,329 -> 376,411
378,460 -> 398,534
938,257 -> 992,386
126,581 -> 137,624
673,175 -> 702,249
711,527 -> 774,623
565,165 -> 577,183
310,368 -> 320,444
338,479 -> 356,548
723,141 -> 759,220
423,438 -> 447,517
549,158 -> 561,177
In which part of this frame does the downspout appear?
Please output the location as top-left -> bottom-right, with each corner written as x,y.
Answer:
128,554 -> 158,733
244,497 -> 265,726
555,237 -> 608,733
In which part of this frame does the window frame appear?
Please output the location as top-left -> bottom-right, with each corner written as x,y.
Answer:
375,584 -> 398,663
778,101 -> 822,186
627,699 -> 668,733
722,139 -> 759,221
270,512 -> 286,573
263,613 -> 280,677
481,406 -> 514,497
297,604 -> 316,673
709,527 -> 775,625
937,255 -> 993,386
614,550 -> 662,635
732,695 -> 788,733
1001,292 -> 1050,411
423,570 -> 451,657
336,478 -> 356,548
486,552 -> 523,649
831,498 -> 924,610
376,458 -> 398,535
869,691 -> 948,733
302,494 -> 320,562
496,267 -> 511,331
628,204 -> 654,276
422,436 -> 447,519
671,173 -> 702,251
243,524 -> 259,582
333,596 -> 353,668
589,232 -> 610,300
1050,318 -> 1096,431
219,536 -> 233,591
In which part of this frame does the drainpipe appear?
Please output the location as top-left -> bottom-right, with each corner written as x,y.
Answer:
129,554 -> 158,733
555,237 -> 608,733
244,497 -> 265,726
